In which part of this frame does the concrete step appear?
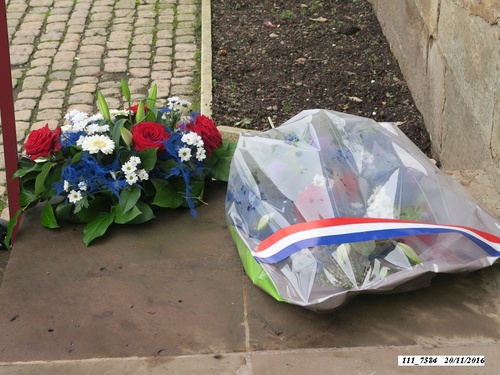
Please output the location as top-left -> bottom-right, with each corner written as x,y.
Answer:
1,344 -> 499,374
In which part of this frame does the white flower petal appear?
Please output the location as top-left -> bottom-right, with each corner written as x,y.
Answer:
81,135 -> 115,154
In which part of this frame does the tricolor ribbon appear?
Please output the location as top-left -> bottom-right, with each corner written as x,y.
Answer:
253,218 -> 500,264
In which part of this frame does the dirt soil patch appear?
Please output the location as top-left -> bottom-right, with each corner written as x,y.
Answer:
211,0 -> 432,156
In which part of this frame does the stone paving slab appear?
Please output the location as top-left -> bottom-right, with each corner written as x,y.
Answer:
1,345 -> 500,375
0,181 -> 500,374
0,182 -> 245,361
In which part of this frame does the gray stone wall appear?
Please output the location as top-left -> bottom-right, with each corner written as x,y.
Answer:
369,0 -> 499,185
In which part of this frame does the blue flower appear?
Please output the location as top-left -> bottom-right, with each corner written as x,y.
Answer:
55,153 -> 128,198
60,131 -> 85,148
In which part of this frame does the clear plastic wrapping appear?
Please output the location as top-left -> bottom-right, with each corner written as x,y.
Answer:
226,109 -> 500,311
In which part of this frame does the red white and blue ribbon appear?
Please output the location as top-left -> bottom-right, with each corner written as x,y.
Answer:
253,218 -> 500,264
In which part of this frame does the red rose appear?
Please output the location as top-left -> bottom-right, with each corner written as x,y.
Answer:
24,124 -> 61,161
127,104 -> 148,114
131,122 -> 170,152
295,184 -> 333,222
184,114 -> 222,155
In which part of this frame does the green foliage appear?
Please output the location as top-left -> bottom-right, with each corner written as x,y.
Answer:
279,10 -> 297,20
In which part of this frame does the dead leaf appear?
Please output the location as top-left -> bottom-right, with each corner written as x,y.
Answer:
348,96 -> 363,102
296,57 -> 307,64
309,17 -> 327,22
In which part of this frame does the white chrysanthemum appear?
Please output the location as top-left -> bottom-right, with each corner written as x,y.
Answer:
181,131 -> 200,146
365,186 -> 394,218
98,124 -> 110,133
71,111 -> 89,123
195,147 -> 206,161
68,189 -> 83,204
78,181 -> 88,191
85,123 -> 100,135
312,174 -> 326,187
363,151 -> 374,164
167,96 -> 191,112
351,202 -> 363,210
128,156 -> 141,166
65,110 -> 88,124
137,169 -> 149,181
81,135 -> 115,154
125,172 -> 138,185
63,180 -> 70,192
86,123 -> 109,135
73,121 -> 88,132
167,96 -> 181,106
88,113 -> 104,122
178,147 -> 192,162
61,124 -> 73,133
121,160 -> 137,174
76,135 -> 86,147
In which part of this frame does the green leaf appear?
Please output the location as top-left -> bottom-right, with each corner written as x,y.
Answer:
145,110 -> 157,122
41,202 -> 60,229
120,127 -> 133,148
17,156 -> 42,169
76,196 -> 109,223
73,196 -> 90,214
128,201 -> 155,224
19,181 -> 38,207
119,186 -> 141,213
397,242 -> 421,264
152,180 -> 183,208
83,212 -> 115,246
136,100 -> 145,122
42,164 -> 63,200
257,213 -> 274,231
5,210 -> 22,249
113,203 -> 142,224
140,179 -> 156,198
205,140 -> 237,181
34,162 -> 54,196
13,160 -> 43,179
336,243 -> 351,265
121,78 -> 131,102
55,202 -> 81,223
156,159 -> 177,174
400,206 -> 423,221
208,156 -> 232,181
138,148 -> 157,172
147,84 -> 157,108
111,118 -> 128,149
351,240 -> 376,256
97,91 -> 111,122
71,151 -> 83,164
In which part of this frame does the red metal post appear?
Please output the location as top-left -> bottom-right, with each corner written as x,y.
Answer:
0,0 -> 21,242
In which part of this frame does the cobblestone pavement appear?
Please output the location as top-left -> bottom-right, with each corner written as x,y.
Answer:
0,0 -> 200,220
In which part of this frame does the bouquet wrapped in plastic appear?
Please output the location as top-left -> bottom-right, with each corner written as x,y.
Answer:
225,109 -> 500,311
